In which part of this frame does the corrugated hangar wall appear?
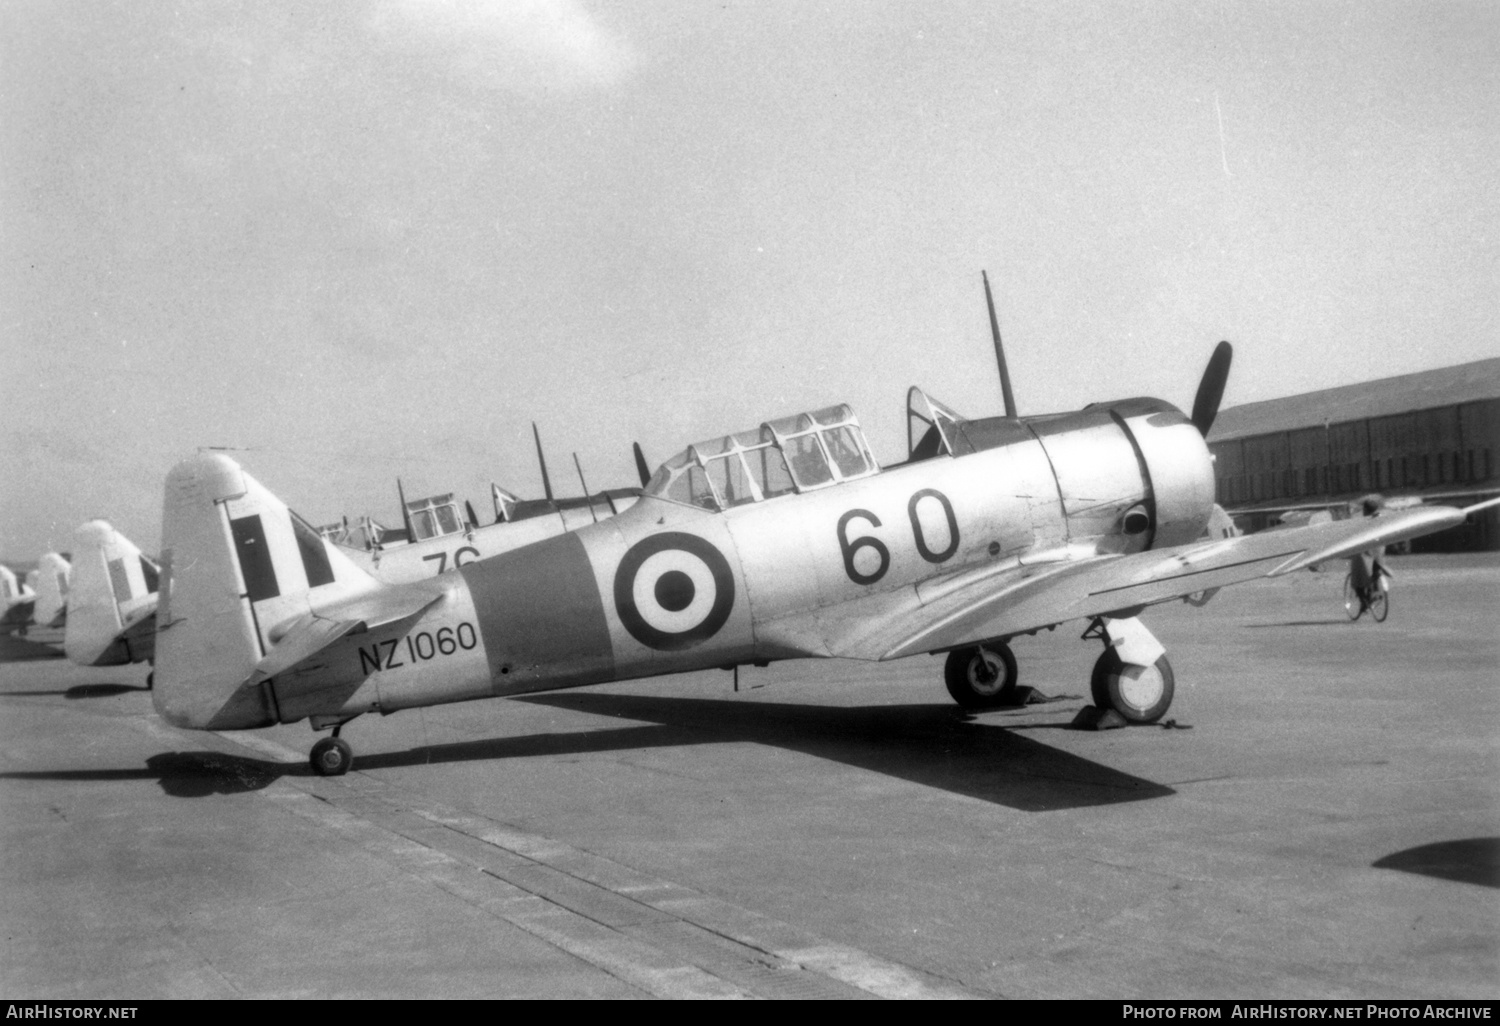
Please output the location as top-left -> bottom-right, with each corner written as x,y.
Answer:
1207,359 -> 1500,551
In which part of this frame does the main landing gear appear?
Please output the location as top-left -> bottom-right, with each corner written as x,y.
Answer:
1083,617 -> 1174,723
944,642 -> 1019,709
941,617 -> 1176,724
309,720 -> 355,776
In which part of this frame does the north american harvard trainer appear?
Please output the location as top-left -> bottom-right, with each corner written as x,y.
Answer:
151,323 -> 1497,776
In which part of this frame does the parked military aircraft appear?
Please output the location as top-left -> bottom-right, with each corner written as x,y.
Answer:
64,521 -> 159,682
30,552 -> 70,629
152,333 -> 1496,775
316,427 -> 639,585
0,565 -> 35,631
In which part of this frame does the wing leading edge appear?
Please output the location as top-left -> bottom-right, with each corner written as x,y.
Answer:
808,501 -> 1484,662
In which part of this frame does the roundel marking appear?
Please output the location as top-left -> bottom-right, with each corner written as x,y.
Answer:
613,532 -> 735,651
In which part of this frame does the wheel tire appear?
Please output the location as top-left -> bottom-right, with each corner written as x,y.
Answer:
943,643 -> 1019,709
310,736 -> 353,776
1342,574 -> 1363,621
146,671 -> 154,690
1369,586 -> 1389,623
1090,649 -> 1175,724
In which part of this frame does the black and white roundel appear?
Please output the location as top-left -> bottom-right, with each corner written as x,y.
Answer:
613,532 -> 735,651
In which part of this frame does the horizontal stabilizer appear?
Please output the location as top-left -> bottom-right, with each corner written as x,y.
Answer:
250,615 -> 362,685
251,590 -> 444,685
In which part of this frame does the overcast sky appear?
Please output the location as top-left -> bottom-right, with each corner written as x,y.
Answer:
3,0 -> 1497,559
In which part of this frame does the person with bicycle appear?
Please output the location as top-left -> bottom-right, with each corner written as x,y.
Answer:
1345,495 -> 1391,621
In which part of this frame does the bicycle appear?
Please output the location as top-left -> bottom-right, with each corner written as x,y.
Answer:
1343,565 -> 1390,622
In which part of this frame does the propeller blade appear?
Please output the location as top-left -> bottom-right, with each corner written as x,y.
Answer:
464,500 -> 479,530
1191,341 -> 1234,437
982,270 -> 1018,418
633,442 -> 651,488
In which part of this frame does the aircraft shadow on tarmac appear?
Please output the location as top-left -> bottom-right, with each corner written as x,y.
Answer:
4,695 -> 1175,810
1244,620 -> 1358,629
1373,838 -> 1500,889
2,683 -> 149,699
498,692 -> 1176,812
0,752 -> 283,799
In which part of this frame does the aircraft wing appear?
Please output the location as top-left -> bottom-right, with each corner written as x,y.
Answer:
815,501 -> 1481,662
248,589 -> 445,685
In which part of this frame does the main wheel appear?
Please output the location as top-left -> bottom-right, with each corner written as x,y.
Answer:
1368,585 -> 1389,623
146,671 -> 154,690
943,642 -> 1019,709
310,736 -> 353,776
1342,574 -> 1364,621
1090,649 -> 1175,724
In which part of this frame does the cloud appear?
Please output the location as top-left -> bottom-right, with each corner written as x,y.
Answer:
369,0 -> 638,93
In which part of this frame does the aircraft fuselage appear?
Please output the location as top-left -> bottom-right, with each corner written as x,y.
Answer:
184,396 -> 1214,730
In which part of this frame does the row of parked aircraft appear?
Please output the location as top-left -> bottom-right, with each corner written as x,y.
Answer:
8,277 -> 1495,777
0,428 -> 643,685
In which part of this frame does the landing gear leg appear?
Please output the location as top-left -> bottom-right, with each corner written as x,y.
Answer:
1083,617 -> 1175,724
309,717 -> 356,776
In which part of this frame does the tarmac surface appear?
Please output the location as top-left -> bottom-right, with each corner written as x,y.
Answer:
2,553 -> 1496,999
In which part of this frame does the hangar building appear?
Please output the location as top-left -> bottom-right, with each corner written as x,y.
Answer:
1206,357 -> 1500,550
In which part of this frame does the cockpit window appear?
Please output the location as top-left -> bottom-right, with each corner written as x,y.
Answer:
781,430 -> 833,488
405,493 -> 465,541
664,462 -> 719,510
645,404 -> 878,510
821,425 -> 873,478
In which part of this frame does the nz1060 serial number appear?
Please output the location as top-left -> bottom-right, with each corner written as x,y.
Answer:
357,623 -> 479,673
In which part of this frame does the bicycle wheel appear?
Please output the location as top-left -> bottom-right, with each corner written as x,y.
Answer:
1343,574 -> 1363,620
1369,585 -> 1389,623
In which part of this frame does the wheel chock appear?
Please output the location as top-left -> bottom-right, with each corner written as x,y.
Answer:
1021,687 -> 1071,706
1070,705 -> 1128,730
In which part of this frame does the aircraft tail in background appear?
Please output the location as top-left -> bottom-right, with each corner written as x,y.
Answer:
63,521 -> 159,668
31,552 -> 71,628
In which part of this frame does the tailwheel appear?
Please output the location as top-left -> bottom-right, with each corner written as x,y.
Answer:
943,642 -> 1019,709
310,736 -> 353,776
1090,649 -> 1175,724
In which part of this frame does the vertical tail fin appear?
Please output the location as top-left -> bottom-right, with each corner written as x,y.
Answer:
63,521 -> 158,666
154,453 -> 377,730
32,553 -> 71,628
0,566 -> 34,628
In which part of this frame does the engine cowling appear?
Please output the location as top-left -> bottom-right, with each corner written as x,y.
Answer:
1106,398 -> 1216,548
1028,398 -> 1215,552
